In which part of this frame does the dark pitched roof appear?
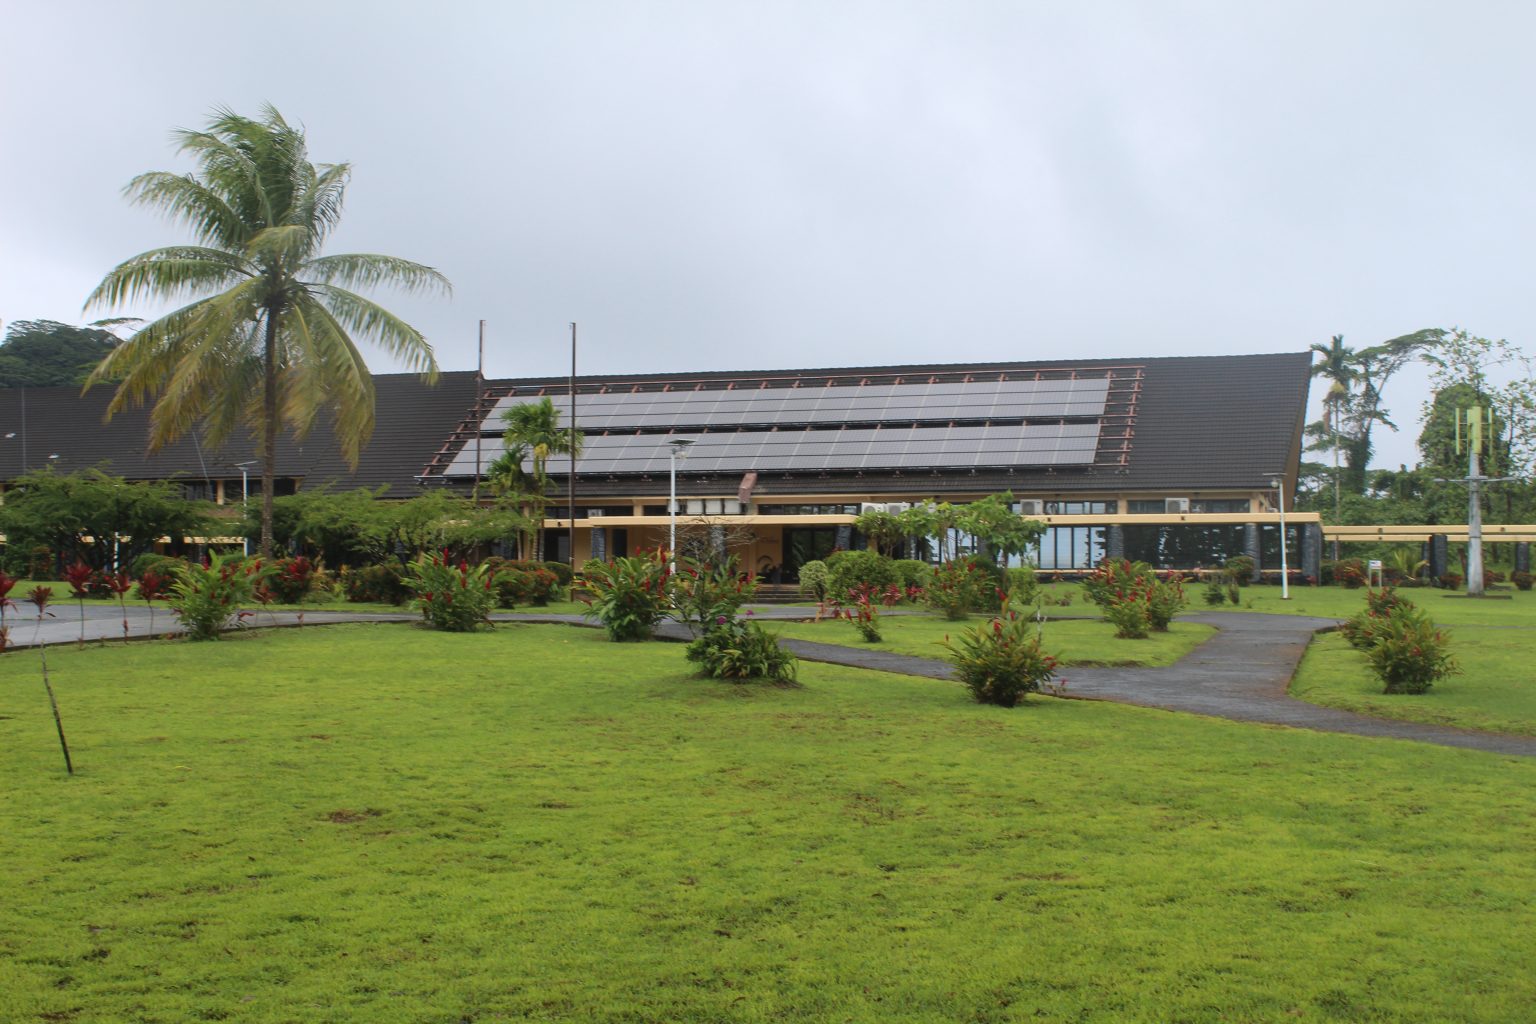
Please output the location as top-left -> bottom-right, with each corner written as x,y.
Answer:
0,371 -> 481,494
449,352 -> 1311,495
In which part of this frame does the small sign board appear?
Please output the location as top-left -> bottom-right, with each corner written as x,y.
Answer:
1368,559 -> 1384,587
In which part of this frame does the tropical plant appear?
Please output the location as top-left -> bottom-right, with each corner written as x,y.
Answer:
405,552 -> 495,632
0,571 -> 16,653
956,492 -> 1047,565
339,563 -> 411,605
498,397 -> 584,560
841,586 -> 883,642
796,559 -> 830,601
941,604 -> 1060,708
854,508 -> 906,557
105,570 -> 133,642
825,549 -> 898,602
1365,605 -> 1457,695
685,618 -> 797,683
925,557 -> 1001,619
668,555 -> 757,637
580,553 -> 671,642
171,554 -> 272,641
64,562 -> 93,647
84,105 -> 449,559
137,569 -> 172,637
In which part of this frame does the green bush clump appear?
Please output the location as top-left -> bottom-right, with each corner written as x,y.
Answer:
941,607 -> 1060,707
1086,560 -> 1185,635
1367,605 -> 1458,694
405,553 -> 495,632
580,554 -> 671,641
1514,571 -> 1534,592
1004,565 -> 1038,605
1223,555 -> 1256,586
685,618 -> 797,682
171,553 -> 273,641
262,556 -> 317,604
669,556 -> 757,636
891,559 -> 931,592
1102,594 -> 1152,639
925,557 -> 1003,619
490,564 -> 562,608
796,559 -> 830,601
340,563 -> 411,605
1083,559 -> 1154,607
825,549 -> 897,602
1340,588 -> 1412,650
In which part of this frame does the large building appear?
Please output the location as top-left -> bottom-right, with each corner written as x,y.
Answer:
425,352 -> 1318,576
0,352 -> 1321,577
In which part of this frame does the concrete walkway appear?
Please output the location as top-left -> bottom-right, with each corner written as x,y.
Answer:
7,604 -> 1535,758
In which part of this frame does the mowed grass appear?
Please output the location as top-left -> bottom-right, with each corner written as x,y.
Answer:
1181,581 -> 1536,626
768,612 -> 1214,667
1,625 -> 1534,1023
1292,626 -> 1536,737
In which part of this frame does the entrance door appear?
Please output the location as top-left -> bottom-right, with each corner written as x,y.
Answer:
783,527 -> 839,582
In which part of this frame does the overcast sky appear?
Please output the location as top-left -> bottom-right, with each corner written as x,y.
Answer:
4,1 -> 1533,471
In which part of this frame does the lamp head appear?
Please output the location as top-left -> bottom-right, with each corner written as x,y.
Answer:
669,438 -> 696,458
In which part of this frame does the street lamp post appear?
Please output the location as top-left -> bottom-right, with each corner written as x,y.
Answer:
1270,474 -> 1290,600
234,461 -> 256,557
667,438 -> 694,573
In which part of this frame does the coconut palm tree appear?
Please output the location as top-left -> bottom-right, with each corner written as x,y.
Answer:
1309,334 -> 1357,532
84,105 -> 449,557
499,397 -> 583,560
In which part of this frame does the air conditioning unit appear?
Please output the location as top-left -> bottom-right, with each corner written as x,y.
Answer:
722,499 -> 743,515
884,502 -> 911,515
859,502 -> 885,516
587,509 -> 605,518
1018,499 -> 1044,516
685,499 -> 704,515
1165,497 -> 1191,514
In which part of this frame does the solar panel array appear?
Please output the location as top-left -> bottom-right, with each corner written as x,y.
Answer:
444,422 -> 1102,477
486,376 -> 1110,432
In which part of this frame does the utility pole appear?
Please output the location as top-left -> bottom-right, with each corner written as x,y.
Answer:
569,321 -> 577,572
1437,405 -> 1515,597
473,319 -> 485,503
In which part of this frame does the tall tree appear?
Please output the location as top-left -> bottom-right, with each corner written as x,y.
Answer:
498,397 -> 583,561
1306,334 -> 1355,529
84,105 -> 449,557
0,320 -> 123,388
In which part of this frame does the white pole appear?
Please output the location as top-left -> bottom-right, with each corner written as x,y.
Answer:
1275,476 -> 1290,599
1467,444 -> 1485,597
241,467 -> 250,558
669,448 -> 678,574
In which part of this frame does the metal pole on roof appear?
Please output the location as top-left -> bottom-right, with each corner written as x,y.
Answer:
569,321 -> 578,572
473,319 -> 485,504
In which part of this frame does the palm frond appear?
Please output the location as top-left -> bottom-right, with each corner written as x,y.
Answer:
312,284 -> 440,378
124,172 -> 250,250
85,246 -> 250,311
304,253 -> 452,295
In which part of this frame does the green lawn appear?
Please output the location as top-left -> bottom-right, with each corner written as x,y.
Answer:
768,611 -> 1214,667
3,624 -> 1535,1022
1292,625 -> 1536,737
1178,581 -> 1536,626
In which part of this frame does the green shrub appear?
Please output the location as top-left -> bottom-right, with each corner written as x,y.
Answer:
340,563 -> 411,605
1144,576 -> 1187,631
941,608 -> 1060,707
891,559 -> 931,592
580,554 -> 671,642
1004,565 -> 1039,605
171,553 -> 274,641
262,556 -> 317,604
1437,573 -> 1464,591
405,553 -> 495,632
491,565 -> 561,608
669,555 -> 757,636
1339,588 -> 1415,651
1366,605 -> 1457,695
796,560 -> 830,602
1103,594 -> 1152,639
685,619 -> 797,682
1083,559 -> 1155,607
1223,555 -> 1256,586
1202,577 -> 1227,606
825,549 -> 897,602
536,560 -> 575,587
1514,571 -> 1534,591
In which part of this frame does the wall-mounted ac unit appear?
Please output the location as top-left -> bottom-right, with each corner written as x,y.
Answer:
1018,499 -> 1045,516
1165,497 -> 1191,514
722,499 -> 743,515
587,509 -> 605,518
885,502 -> 911,515
859,502 -> 885,516
685,499 -> 705,515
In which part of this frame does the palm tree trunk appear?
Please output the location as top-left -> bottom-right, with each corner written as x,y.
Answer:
260,306 -> 279,560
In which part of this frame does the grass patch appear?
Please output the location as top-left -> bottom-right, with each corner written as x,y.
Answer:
769,611 -> 1213,667
1184,582 -> 1536,626
1292,626 -> 1536,737
3,624 -> 1535,1021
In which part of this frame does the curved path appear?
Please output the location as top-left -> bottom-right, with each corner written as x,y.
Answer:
9,605 -> 1535,758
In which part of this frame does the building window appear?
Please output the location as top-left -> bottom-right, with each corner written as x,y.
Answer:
1032,526 -> 1108,570
1128,498 -> 1252,514
1042,500 -> 1117,515
757,503 -> 861,516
